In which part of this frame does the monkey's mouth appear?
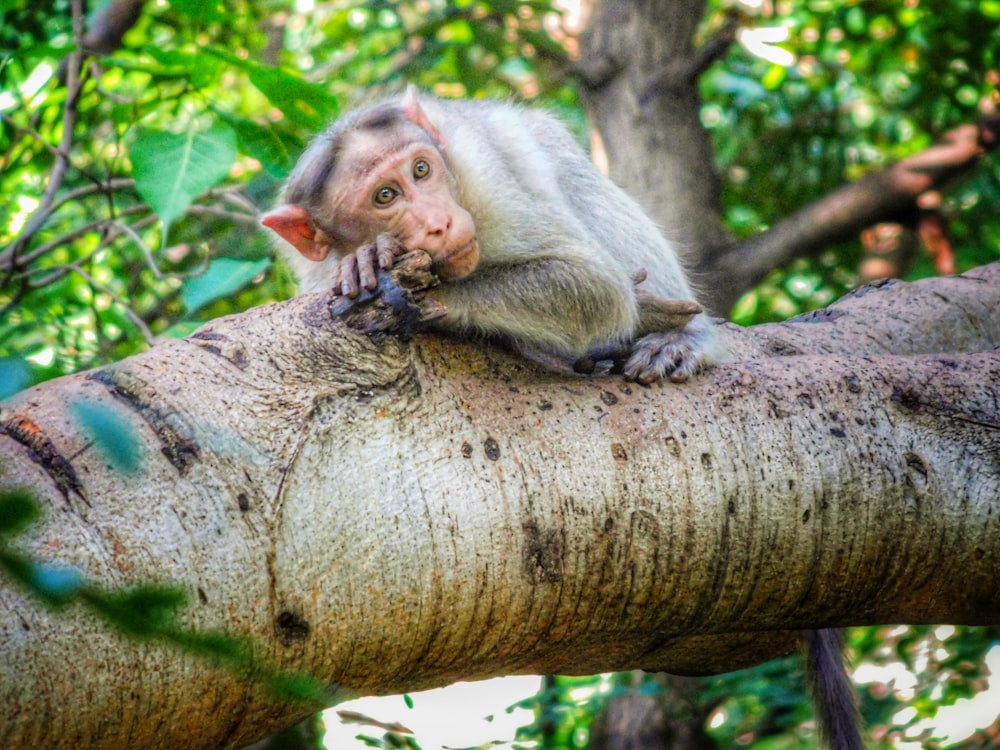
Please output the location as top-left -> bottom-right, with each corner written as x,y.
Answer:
435,238 -> 480,281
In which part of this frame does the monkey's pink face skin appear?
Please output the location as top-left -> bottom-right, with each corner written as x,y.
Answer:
332,133 -> 480,281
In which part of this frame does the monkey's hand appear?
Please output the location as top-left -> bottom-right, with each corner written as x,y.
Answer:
623,328 -> 713,384
330,234 -> 405,298
328,250 -> 447,336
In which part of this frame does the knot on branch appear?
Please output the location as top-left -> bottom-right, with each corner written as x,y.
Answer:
327,250 -> 447,340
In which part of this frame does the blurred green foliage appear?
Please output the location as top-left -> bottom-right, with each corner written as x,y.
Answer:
701,0 -> 1000,324
1,1 -> 998,748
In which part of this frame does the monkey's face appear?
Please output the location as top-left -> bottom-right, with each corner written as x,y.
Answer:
333,130 -> 480,282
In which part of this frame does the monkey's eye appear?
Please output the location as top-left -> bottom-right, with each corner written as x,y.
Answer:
373,186 -> 398,206
413,159 -> 431,179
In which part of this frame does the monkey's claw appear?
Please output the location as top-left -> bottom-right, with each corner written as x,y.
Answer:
623,331 -> 703,384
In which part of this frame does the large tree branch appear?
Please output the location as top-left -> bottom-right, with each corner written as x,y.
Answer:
1,262 -> 999,748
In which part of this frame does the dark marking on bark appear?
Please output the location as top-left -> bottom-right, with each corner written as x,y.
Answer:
802,508 -> 811,523
275,611 -> 311,645
664,436 -> 681,458
798,393 -> 815,409
728,499 -> 737,514
904,451 -> 930,492
600,390 -> 619,406
90,369 -> 200,473
461,441 -> 473,458
188,330 -> 248,369
197,587 -> 208,605
604,517 -> 615,533
830,427 -> 847,438
764,338 -> 804,356
611,443 -> 627,461
0,414 -> 88,505
483,436 -> 501,461
700,453 -> 712,470
538,400 -> 553,411
845,374 -> 862,393
851,278 -> 895,296
237,493 -> 250,512
892,385 -> 922,411
522,522 -> 563,584
792,307 -> 846,323
768,400 -> 790,419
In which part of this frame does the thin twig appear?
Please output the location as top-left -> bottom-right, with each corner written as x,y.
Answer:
64,262 -> 156,345
7,0 -> 88,263
13,206 -> 150,267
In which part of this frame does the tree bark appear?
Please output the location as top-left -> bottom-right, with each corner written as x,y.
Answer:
1,262 -> 999,749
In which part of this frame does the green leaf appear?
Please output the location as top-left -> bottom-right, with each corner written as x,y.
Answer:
29,561 -> 85,604
181,257 -> 271,314
0,490 -> 39,534
131,122 -> 238,242
69,400 -> 141,473
217,111 -> 298,177
1,550 -> 85,606
168,0 -> 226,23
143,46 -> 227,89
206,49 -> 339,131
88,585 -> 188,635
0,356 -> 32,399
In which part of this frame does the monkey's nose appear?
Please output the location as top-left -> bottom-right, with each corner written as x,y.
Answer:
421,216 -> 453,247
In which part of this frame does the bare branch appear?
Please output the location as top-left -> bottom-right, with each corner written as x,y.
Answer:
7,0 -> 88,263
705,113 -> 1000,313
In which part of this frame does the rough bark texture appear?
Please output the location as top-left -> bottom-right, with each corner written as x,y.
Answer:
1,262 -> 999,749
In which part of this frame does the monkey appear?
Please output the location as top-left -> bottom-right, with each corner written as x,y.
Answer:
261,88 -> 862,748
261,86 -> 723,383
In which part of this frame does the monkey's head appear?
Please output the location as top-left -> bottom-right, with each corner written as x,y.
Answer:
262,88 -> 480,284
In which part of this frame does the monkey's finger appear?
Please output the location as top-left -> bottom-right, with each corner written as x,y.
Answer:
631,268 -> 648,286
339,255 -> 361,299
356,244 -> 380,291
375,234 -> 399,268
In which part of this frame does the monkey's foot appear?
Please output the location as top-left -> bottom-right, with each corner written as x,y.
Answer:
623,330 -> 708,384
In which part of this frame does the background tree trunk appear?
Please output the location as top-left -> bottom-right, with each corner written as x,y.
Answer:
576,0 -> 732,287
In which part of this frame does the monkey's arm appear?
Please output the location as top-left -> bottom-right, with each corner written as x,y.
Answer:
427,255 -> 642,360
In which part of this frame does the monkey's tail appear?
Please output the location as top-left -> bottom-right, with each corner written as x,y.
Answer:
804,628 -> 864,750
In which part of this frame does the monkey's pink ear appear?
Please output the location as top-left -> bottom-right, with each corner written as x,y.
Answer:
401,84 -> 447,149
260,204 -> 331,262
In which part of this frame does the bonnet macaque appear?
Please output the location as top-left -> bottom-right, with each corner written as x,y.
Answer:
262,88 -> 861,749
262,87 -> 721,383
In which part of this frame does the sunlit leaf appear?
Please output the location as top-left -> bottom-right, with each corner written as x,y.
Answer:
131,122 -> 238,241
168,0 -> 226,23
181,257 -> 271,313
